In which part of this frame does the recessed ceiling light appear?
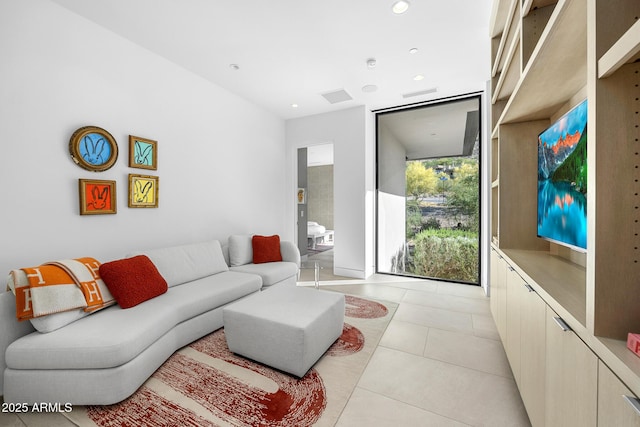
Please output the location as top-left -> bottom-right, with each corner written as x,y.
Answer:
362,85 -> 378,93
392,1 -> 410,14
367,58 -> 377,68
409,47 -> 418,54
291,103 -> 299,108
413,74 -> 425,81
229,64 -> 240,70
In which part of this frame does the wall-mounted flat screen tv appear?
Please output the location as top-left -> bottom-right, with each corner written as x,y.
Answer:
537,99 -> 587,252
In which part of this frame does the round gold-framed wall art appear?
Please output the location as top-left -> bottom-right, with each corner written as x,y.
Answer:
69,126 -> 119,172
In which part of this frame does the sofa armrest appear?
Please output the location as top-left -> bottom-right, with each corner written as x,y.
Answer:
0,291 -> 36,396
280,241 -> 300,267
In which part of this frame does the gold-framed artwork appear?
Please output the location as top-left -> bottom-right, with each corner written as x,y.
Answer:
78,179 -> 117,215
69,126 -> 119,172
129,135 -> 157,170
128,174 -> 159,208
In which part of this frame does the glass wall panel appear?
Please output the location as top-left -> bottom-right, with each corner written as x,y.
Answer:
376,95 -> 481,284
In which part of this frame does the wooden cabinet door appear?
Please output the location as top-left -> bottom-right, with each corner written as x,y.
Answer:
519,283 -> 546,427
545,306 -> 597,427
491,251 -> 508,341
505,266 -> 524,385
490,248 -> 499,322
598,361 -> 640,426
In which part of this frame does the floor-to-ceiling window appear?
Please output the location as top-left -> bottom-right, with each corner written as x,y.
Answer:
376,94 -> 481,285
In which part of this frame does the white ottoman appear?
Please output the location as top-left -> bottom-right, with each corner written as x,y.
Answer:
223,285 -> 345,377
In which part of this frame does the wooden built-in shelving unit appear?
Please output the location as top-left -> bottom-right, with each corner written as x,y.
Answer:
489,0 -> 640,425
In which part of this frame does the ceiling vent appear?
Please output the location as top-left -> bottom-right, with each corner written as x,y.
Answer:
321,89 -> 353,104
402,87 -> 438,98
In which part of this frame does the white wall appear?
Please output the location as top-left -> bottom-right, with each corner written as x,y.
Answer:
377,122 -> 408,272
0,0 -> 287,275
307,165 -> 334,230
286,106 -> 375,278
377,122 -> 407,196
377,192 -> 406,272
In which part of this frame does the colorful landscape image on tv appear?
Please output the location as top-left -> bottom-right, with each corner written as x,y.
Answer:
537,99 -> 587,252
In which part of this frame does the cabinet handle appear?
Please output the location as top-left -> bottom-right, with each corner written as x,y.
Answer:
524,284 -> 535,292
623,395 -> 640,416
508,266 -> 515,272
553,316 -> 572,332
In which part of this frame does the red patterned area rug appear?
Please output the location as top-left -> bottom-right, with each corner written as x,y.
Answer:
65,294 -> 397,427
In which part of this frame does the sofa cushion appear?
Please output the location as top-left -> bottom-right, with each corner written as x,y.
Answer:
230,261 -> 298,287
130,240 -> 228,287
252,235 -> 282,264
28,309 -> 88,334
99,255 -> 168,309
228,235 -> 253,266
5,271 -> 262,370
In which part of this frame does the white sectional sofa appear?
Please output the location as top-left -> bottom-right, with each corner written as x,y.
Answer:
223,234 -> 300,288
0,235 -> 300,405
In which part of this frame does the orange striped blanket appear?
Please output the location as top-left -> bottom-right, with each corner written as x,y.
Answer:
7,257 -> 115,321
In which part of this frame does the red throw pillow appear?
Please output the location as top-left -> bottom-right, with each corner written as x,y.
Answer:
99,255 -> 168,309
252,235 -> 282,264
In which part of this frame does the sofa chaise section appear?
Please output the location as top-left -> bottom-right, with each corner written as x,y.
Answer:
1,239 -> 266,405
223,235 -> 300,288
6,271 -> 260,371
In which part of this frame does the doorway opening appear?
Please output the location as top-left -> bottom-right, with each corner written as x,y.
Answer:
376,94 -> 481,285
297,144 -> 346,282
306,144 -> 335,257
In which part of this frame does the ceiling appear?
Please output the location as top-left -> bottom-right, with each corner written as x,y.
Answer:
378,96 -> 481,160
50,0 -> 492,121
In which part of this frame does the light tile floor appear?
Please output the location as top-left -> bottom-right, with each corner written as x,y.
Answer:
2,273 -> 531,427
322,276 -> 531,427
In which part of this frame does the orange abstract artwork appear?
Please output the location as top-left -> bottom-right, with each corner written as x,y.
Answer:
85,183 -> 112,211
79,179 -> 117,215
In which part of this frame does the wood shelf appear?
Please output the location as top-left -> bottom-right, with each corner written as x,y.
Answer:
499,0 -> 587,124
523,0 -> 558,16
598,19 -> 640,78
491,0 -> 520,78
596,337 -> 640,398
502,248 -> 586,327
490,0 -> 518,41
491,28 -> 521,103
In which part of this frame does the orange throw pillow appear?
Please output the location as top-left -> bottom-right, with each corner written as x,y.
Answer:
252,235 -> 283,264
99,255 -> 168,309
